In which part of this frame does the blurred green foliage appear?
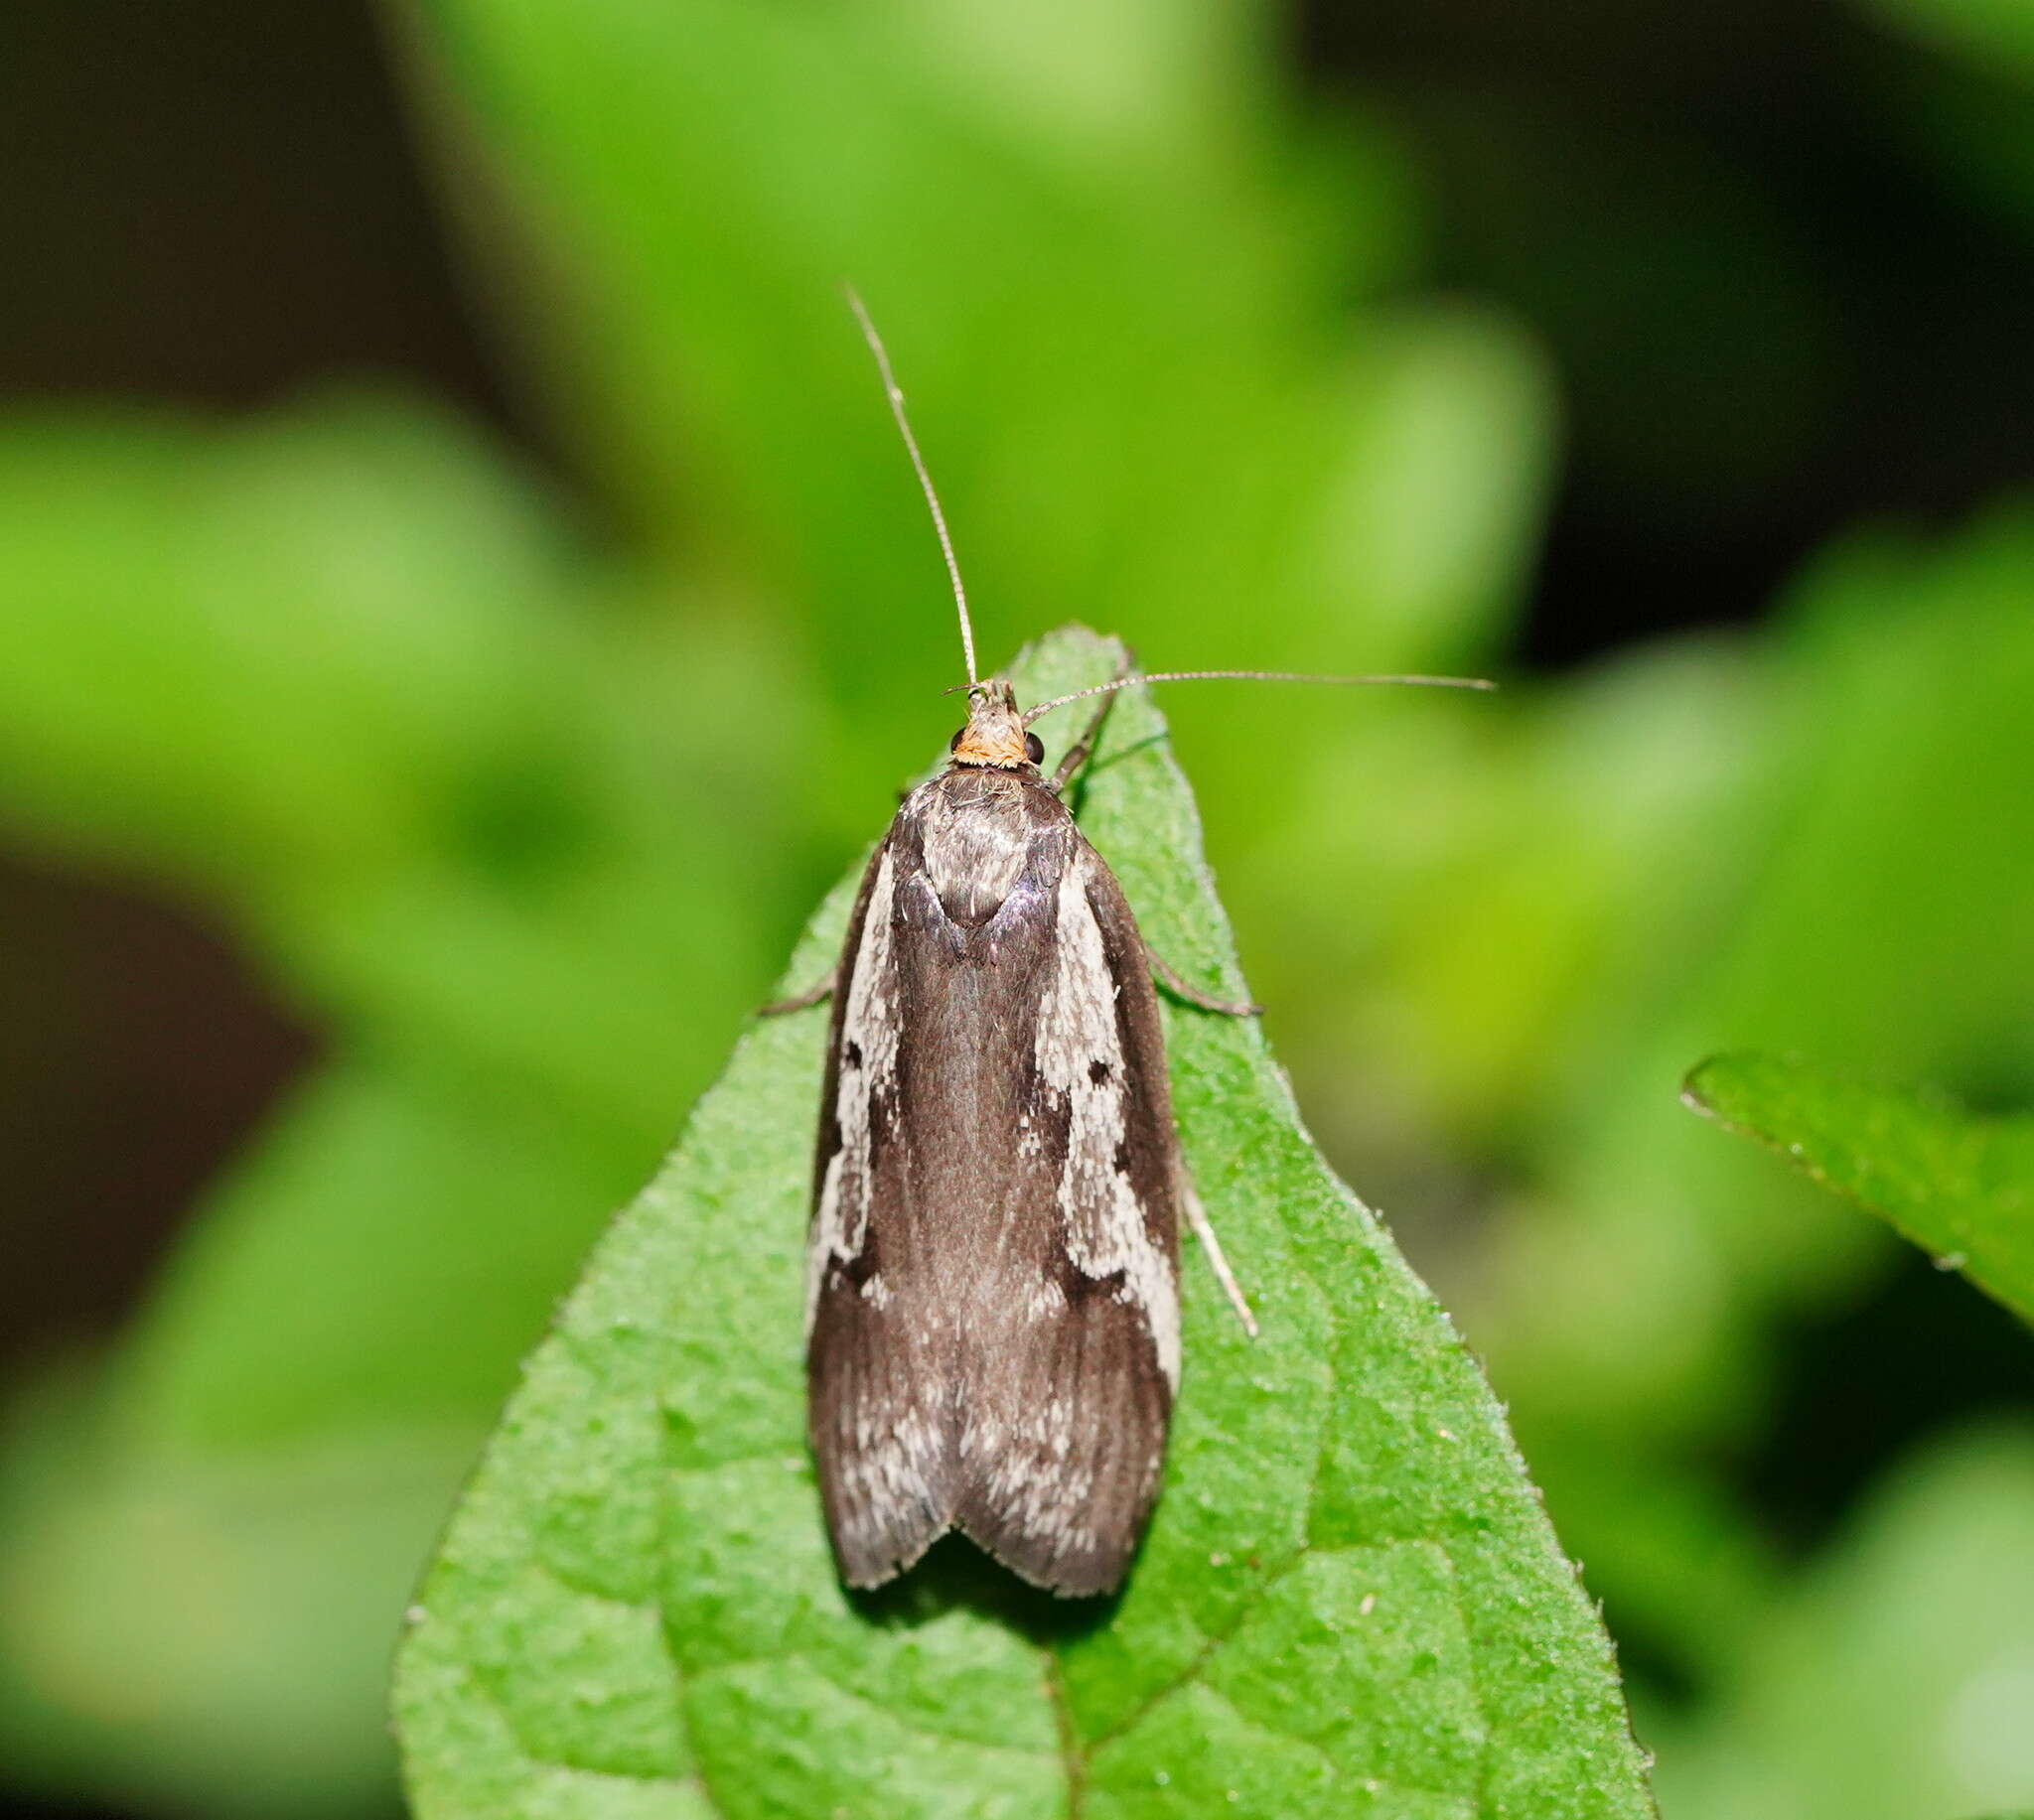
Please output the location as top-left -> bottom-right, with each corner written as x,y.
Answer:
1651,1425 -> 2034,1820
0,0 -> 2028,1814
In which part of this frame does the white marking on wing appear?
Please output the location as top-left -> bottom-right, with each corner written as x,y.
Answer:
807,846 -> 900,1334
964,1395 -> 1111,1552
839,1397 -> 944,1546
1034,850 -> 1182,1387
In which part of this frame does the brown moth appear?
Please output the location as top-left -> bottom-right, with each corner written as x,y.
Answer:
800,671 -> 1241,1595
772,294 -> 1489,1596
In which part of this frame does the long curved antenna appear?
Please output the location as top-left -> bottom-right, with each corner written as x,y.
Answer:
1021,668 -> 1496,726
844,287 -> 977,685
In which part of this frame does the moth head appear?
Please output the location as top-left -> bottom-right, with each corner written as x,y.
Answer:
948,680 -> 1045,771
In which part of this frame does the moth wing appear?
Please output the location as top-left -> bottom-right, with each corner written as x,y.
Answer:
805,837 -> 963,1587
952,833 -> 1183,1596
808,797 -> 1185,1598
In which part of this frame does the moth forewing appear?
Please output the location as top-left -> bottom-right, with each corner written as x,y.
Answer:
804,677 -> 1190,1596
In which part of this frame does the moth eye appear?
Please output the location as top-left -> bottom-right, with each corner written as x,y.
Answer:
948,728 -> 965,752
1025,732 -> 1046,765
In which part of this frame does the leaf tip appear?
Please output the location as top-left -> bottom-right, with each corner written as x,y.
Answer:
1678,1053 -> 1731,1120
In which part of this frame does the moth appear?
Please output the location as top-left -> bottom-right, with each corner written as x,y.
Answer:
770,295 -> 1489,1597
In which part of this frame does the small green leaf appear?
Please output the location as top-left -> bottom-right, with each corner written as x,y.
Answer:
1682,1051 -> 2034,1327
394,628 -> 1653,1818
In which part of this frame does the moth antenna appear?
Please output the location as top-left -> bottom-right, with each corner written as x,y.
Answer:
845,286 -> 978,686
1021,668 -> 1497,726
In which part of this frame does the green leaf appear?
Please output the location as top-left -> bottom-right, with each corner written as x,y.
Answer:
1682,1051 -> 2034,1328
394,628 -> 1653,1818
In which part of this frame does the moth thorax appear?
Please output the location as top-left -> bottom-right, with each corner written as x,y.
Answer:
949,680 -> 1042,771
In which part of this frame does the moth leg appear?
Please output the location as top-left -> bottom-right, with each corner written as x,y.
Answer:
1147,942 -> 1261,1017
1182,1174 -> 1259,1337
758,965 -> 837,1016
1048,672 -> 1127,792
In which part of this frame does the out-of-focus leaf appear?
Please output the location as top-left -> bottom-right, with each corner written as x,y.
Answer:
0,396 -> 580,891
395,630 -> 1654,1819
1863,0 -> 2034,85
106,1059 -> 634,1451
404,0 -> 1344,620
1654,1425 -> 2034,1820
1682,1052 -> 2034,1330
397,0 -> 1548,829
1468,508 -> 2034,1428
0,1382 -> 457,1820
0,397 -> 811,1139
1298,302 -> 1557,670
1850,0 -> 2034,264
